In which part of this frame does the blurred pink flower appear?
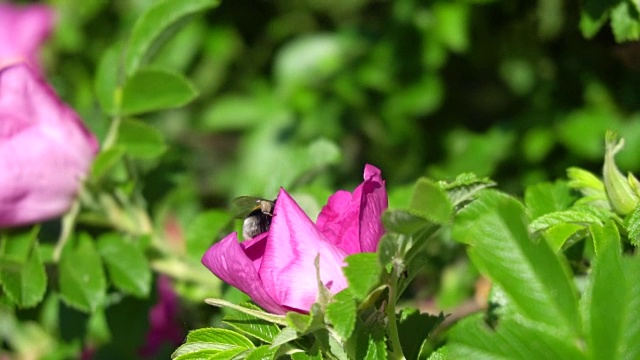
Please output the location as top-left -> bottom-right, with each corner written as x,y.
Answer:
202,164 -> 387,314
0,62 -> 98,227
0,2 -> 55,69
140,276 -> 185,358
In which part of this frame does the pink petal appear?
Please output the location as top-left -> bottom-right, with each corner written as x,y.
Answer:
0,3 -> 55,70
359,164 -> 388,252
201,232 -> 286,314
0,63 -> 98,227
260,188 -> 349,313
240,232 -> 269,271
316,164 -> 387,254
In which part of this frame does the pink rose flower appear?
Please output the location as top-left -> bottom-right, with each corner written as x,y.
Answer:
202,164 -> 387,314
0,2 -> 55,69
0,63 -> 98,227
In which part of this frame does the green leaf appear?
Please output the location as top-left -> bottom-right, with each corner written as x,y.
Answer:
222,302 -> 282,343
186,328 -> 254,348
452,190 -> 581,335
90,147 -> 125,180
619,255 -> 640,358
522,127 -> 554,163
611,1 -> 640,42
364,334 -> 388,360
59,233 -> 106,313
325,289 -> 356,339
186,210 -> 232,260
448,314 -> 585,359
94,45 -> 122,115
627,202 -> 640,245
429,128 -> 514,179
121,68 -> 198,115
410,178 -> 453,223
580,9 -> 609,38
286,312 -> 313,333
172,342 -> 246,360
524,181 -> 575,219
116,119 -> 167,158
0,229 -> 46,308
343,253 -> 381,301
86,308 -> 111,345
543,223 -> 586,252
306,138 -> 342,169
291,350 -> 322,360
377,233 -> 403,269
201,94 -> 269,131
439,173 -> 495,209
529,208 -> 604,233
244,345 -> 279,360
567,167 -> 605,194
382,210 -> 434,236
205,298 -> 287,326
327,332 -> 349,360
426,347 -> 448,360
274,34 -> 347,94
396,308 -> 445,360
383,75 -> 443,118
585,221 -> 626,359
286,306 -> 329,342
434,2 -> 470,53
125,0 -> 220,75
271,327 -> 300,347
97,233 -> 151,297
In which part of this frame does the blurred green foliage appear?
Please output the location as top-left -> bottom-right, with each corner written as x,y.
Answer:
45,0 -> 640,210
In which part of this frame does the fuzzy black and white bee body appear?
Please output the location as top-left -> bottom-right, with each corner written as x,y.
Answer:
231,196 -> 276,239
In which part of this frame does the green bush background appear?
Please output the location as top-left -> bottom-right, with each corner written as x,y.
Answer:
52,0 -> 640,200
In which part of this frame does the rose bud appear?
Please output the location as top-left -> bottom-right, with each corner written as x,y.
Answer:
603,132 -> 639,216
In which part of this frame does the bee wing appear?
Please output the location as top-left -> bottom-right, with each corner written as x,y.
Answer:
230,196 -> 263,219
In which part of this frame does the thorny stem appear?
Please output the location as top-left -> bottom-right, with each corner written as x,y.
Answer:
386,261 -> 406,360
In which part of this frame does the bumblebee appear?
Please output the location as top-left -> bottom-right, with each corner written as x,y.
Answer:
231,196 -> 276,239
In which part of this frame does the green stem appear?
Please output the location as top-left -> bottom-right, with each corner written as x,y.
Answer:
102,87 -> 123,150
53,199 -> 81,262
102,115 -> 121,150
386,264 -> 405,360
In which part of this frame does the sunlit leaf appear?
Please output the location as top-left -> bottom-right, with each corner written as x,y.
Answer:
410,178 -> 453,224
326,289 -> 356,339
452,190 -> 581,335
524,181 -> 575,219
222,303 -> 282,343
344,253 -> 381,301
448,314 -> 585,359
186,328 -> 254,349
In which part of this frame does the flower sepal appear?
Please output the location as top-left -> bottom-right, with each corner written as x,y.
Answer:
603,131 -> 640,216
